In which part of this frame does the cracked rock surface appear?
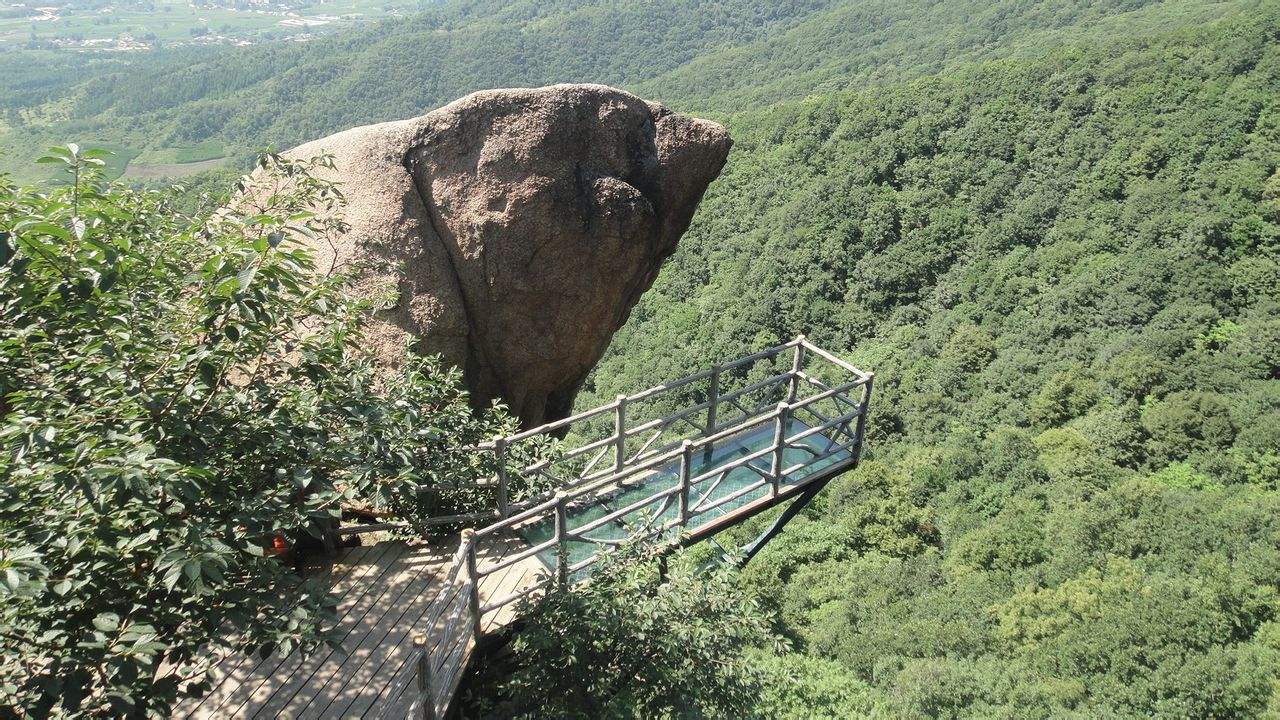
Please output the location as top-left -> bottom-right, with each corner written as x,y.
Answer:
283,84 -> 732,427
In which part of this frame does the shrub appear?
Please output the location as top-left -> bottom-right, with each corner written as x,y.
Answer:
749,651 -> 881,719
477,543 -> 785,719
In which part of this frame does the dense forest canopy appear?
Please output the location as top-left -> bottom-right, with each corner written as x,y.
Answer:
1,0 -> 1278,717
578,7 -> 1280,717
0,0 -> 1260,179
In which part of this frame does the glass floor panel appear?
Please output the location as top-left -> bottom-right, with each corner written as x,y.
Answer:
517,418 -> 852,572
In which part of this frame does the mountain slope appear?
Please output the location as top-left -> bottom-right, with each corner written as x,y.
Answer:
636,0 -> 1244,112
0,0 -> 1257,179
581,8 -> 1280,716
3,1 -> 1278,716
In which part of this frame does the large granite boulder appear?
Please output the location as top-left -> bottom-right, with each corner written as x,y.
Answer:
283,84 -> 731,427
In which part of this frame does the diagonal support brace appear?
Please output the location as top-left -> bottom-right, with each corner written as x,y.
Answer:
735,478 -> 830,567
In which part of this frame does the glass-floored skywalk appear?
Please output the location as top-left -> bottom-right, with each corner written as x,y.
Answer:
399,338 -> 871,720
518,417 -> 852,571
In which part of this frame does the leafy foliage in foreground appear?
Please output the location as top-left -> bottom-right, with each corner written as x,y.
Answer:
0,149 -> 523,716
469,544 -> 785,719
581,8 -> 1280,718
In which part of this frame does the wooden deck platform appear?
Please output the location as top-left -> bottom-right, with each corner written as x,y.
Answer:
176,531 -> 545,719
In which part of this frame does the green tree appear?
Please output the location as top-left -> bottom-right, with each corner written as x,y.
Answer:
1028,368 -> 1100,428
0,148 -> 524,716
1141,391 -> 1238,466
476,544 -> 785,719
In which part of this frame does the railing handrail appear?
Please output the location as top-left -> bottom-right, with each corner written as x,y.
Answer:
381,337 -> 873,719
340,337 -> 869,536
473,380 -> 866,540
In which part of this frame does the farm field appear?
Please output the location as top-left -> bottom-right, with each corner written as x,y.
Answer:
121,155 -> 226,178
131,139 -> 226,165
0,128 -> 137,181
0,0 -> 429,50
0,130 -> 227,182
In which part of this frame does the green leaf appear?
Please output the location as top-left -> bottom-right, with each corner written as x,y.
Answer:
16,221 -> 71,241
201,256 -> 226,276
92,613 -> 120,632
213,276 -> 239,297
163,566 -> 182,592
236,263 -> 258,291
36,145 -> 73,164
98,269 -> 118,292
198,361 -> 217,387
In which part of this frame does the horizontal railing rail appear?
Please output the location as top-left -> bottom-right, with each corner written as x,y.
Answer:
390,337 -> 872,719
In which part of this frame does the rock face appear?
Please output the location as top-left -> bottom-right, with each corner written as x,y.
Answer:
284,84 -> 731,427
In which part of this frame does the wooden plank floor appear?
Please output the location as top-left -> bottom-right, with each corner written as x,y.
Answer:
176,531 -> 544,719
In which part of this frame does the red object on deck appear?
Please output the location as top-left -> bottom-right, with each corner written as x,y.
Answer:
267,535 -> 289,555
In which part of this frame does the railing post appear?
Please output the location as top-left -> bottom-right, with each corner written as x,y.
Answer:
462,529 -> 482,640
788,336 -> 806,403
413,633 -> 436,720
554,491 -> 569,589
613,394 -> 627,472
678,440 -> 692,526
707,366 -> 720,434
770,402 -> 789,497
494,438 -> 509,520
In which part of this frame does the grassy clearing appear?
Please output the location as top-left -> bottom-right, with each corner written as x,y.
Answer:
1,125 -> 229,184
133,140 -> 227,165
93,142 -> 141,179
1,137 -> 140,183
122,156 -> 228,179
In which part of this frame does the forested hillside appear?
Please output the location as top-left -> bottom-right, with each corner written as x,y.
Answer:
0,0 -> 1255,179
3,0 -> 1278,716
579,7 -> 1280,717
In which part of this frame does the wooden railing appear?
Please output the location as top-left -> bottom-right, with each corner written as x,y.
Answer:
400,337 -> 873,719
